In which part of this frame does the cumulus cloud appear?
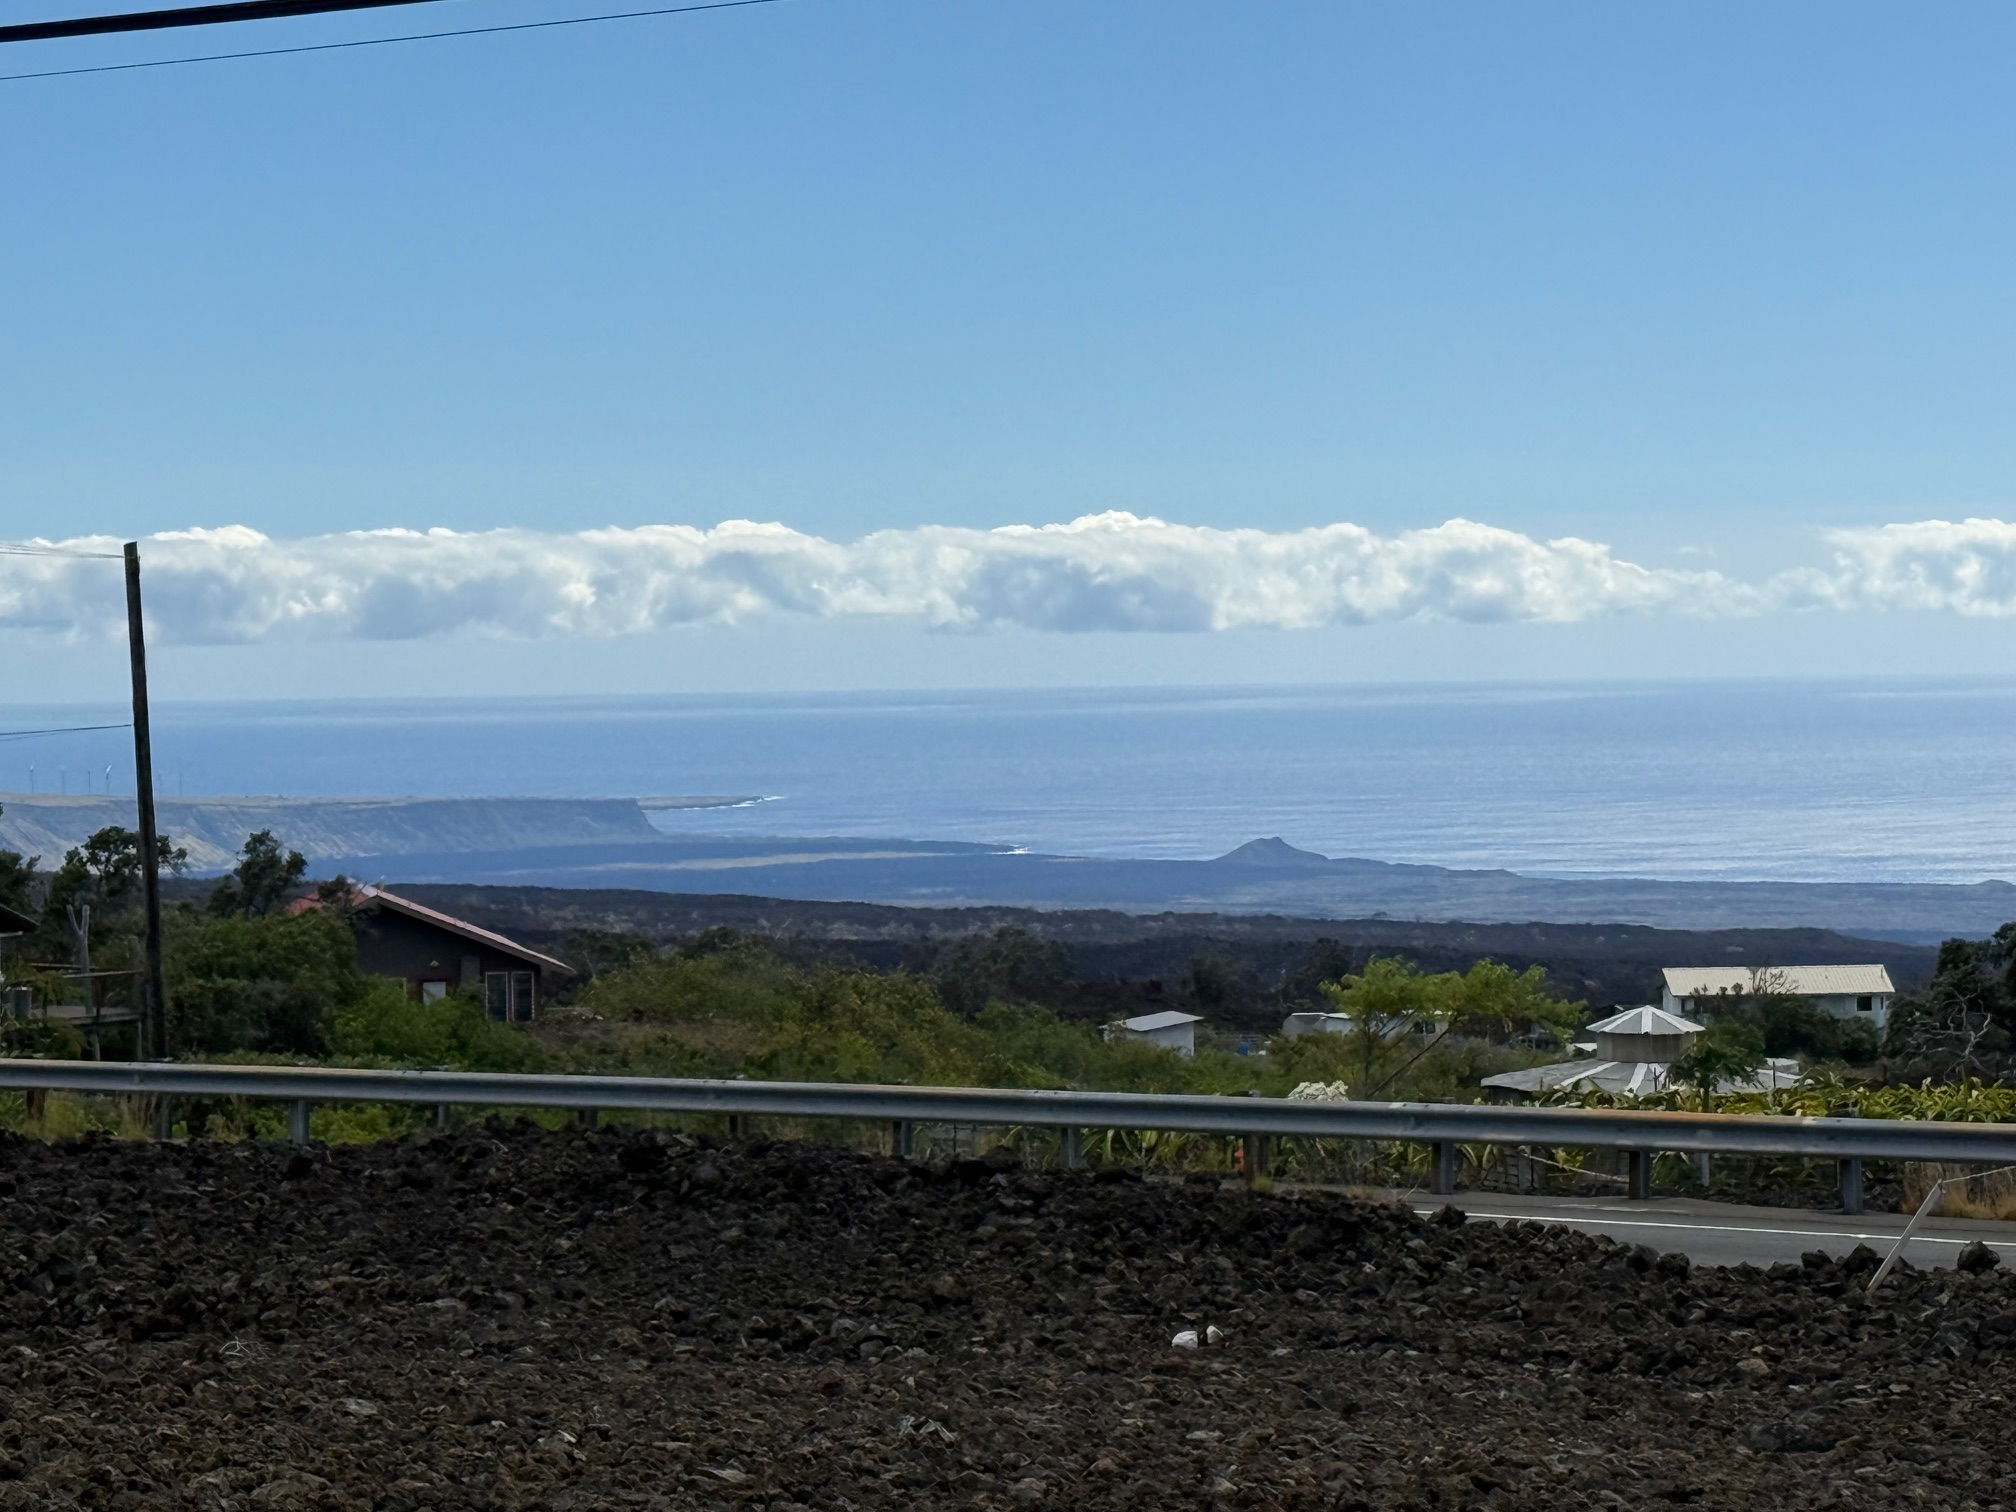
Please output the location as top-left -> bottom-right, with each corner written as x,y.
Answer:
1786,518 -> 2016,617
1,511 -> 2008,644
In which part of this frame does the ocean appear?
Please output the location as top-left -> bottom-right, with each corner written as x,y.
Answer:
3,678 -> 2014,886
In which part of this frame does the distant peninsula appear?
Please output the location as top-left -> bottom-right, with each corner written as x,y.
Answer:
4,798 -> 2009,942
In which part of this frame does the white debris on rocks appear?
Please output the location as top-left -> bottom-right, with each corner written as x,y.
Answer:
1287,1081 -> 1352,1101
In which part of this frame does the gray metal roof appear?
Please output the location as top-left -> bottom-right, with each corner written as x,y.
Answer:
1586,1005 -> 1703,1036
1662,965 -> 1895,998
1481,1056 -> 1803,1097
1113,1010 -> 1204,1033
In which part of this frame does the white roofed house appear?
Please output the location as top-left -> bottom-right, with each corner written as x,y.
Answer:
1105,1010 -> 1203,1057
1661,965 -> 1896,1033
1281,1011 -> 1352,1038
1480,1005 -> 1801,1100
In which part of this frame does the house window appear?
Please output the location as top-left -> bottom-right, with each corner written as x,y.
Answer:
1857,995 -> 1874,1013
485,971 -> 536,1022
420,980 -> 449,1003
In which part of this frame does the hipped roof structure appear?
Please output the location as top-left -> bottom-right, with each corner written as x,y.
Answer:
1586,1005 -> 1704,1036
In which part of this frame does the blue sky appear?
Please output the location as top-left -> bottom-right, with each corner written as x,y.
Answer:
4,0 -> 2016,696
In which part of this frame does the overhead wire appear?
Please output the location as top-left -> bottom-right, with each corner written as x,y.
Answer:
0,723 -> 133,742
0,0 -> 791,82
3,0 -> 458,46
0,543 -> 124,559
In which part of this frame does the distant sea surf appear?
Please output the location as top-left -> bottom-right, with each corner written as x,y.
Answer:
4,679 -> 2014,886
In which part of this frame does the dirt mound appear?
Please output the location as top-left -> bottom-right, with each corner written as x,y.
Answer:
1,1126 -> 2012,1509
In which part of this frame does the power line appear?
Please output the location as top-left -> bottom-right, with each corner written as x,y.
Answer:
0,723 -> 133,742
0,543 -> 125,559
0,0 -> 453,46
0,0 -> 790,82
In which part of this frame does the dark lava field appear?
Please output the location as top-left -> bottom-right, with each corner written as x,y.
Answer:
1,1125 -> 2013,1510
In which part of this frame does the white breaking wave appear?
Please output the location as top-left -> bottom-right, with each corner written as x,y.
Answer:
0,511 -> 2012,644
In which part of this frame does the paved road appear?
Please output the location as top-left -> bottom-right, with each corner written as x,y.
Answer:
1398,1191 -> 2016,1270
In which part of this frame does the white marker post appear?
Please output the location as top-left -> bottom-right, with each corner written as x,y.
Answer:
1868,1181 -> 1946,1292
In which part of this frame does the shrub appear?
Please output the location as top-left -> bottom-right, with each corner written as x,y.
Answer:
332,980 -> 545,1072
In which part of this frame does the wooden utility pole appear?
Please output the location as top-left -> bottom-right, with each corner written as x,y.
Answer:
123,542 -> 167,1060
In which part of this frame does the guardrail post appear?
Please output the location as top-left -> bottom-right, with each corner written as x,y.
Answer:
1060,1127 -> 1084,1170
1511,1145 -> 1534,1193
726,1114 -> 749,1140
1625,1149 -> 1652,1201
288,1100 -> 312,1145
576,1108 -> 599,1130
435,1103 -> 451,1130
1694,1152 -> 1711,1186
1242,1133 -> 1270,1184
1839,1157 -> 1865,1216
152,1097 -> 173,1142
890,1120 -> 915,1160
1430,1140 -> 1456,1196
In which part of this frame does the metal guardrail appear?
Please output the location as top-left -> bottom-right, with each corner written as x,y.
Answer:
0,1059 -> 2008,1210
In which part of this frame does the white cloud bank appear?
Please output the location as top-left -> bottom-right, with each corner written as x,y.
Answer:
2,512 -> 2014,645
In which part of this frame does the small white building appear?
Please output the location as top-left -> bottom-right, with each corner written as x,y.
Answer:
1280,1010 -> 1435,1041
1281,1011 -> 1352,1038
1105,1009 -> 1204,1057
1660,965 -> 1895,1033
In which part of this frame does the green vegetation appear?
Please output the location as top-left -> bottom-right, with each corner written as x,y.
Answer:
1308,956 -> 1583,1098
1882,925 -> 2016,1080
204,829 -> 306,919
1554,1072 -> 2016,1123
1667,1020 -> 1768,1110
533,933 -> 1575,1105
0,805 -> 34,917
20,815 -> 2016,1175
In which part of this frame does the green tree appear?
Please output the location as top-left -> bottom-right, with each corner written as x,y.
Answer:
1280,937 -> 1358,1009
1688,967 -> 1877,1064
1882,926 -> 2016,1077
39,824 -> 188,970
165,905 -> 366,1056
1318,957 -> 1458,1092
331,979 -> 544,1072
207,829 -> 307,919
0,805 -> 38,916
1186,953 -> 1241,1012
932,927 -> 1071,1016
1448,959 -> 1584,1039
1316,956 -> 1583,1097
1669,1021 -> 1768,1111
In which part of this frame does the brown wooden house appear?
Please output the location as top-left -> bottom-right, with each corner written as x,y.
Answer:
300,885 -> 573,1022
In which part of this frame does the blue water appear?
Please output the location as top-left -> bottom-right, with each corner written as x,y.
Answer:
3,679 -> 2015,885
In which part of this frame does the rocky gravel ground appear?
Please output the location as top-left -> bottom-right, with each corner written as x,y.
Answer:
1,1124 -> 2014,1510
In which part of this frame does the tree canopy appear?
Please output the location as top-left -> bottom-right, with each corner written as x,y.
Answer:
207,829 -> 308,919
0,806 -> 37,918
1882,924 -> 2016,1079
1314,956 -> 1583,1095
